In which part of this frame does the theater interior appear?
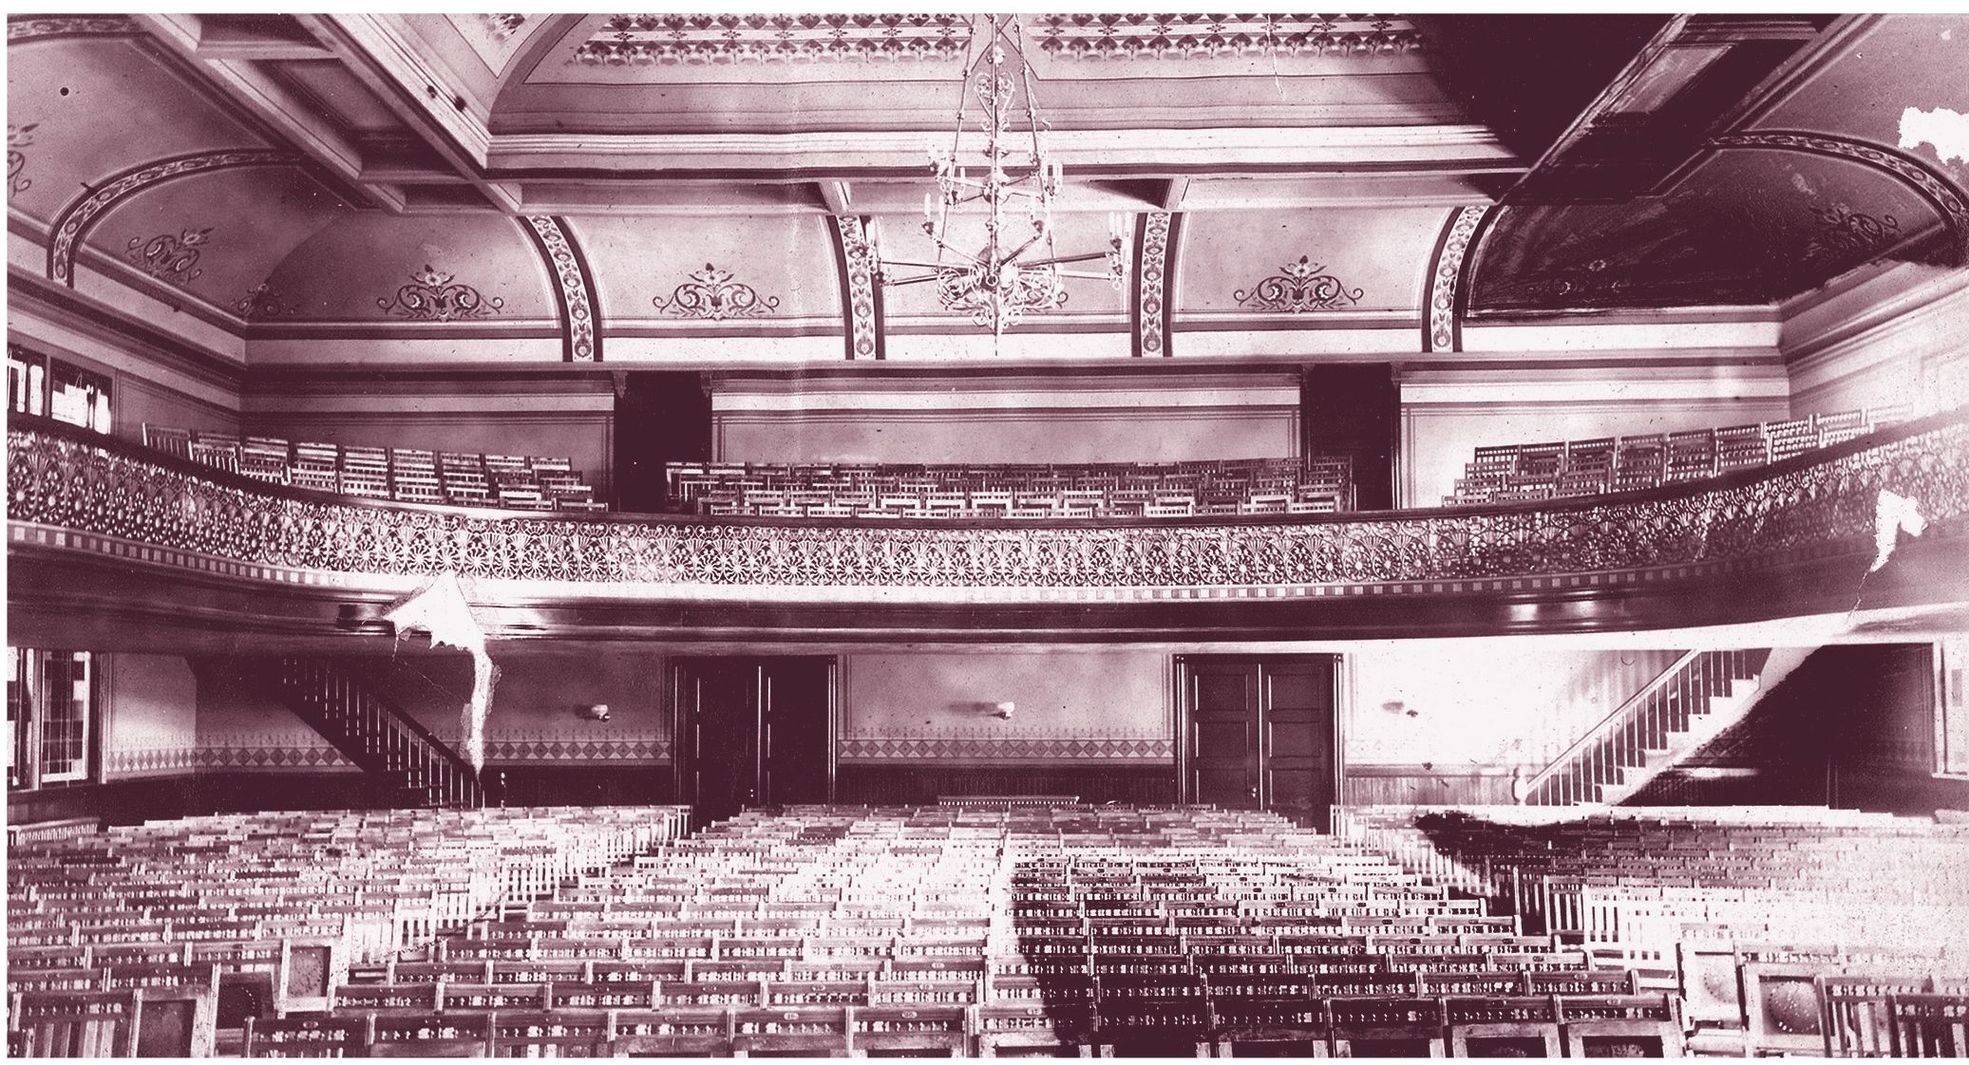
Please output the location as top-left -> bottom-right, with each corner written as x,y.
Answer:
6,12 -> 1969,1059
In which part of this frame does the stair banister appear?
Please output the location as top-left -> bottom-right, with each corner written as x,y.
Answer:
1521,650 -> 1701,802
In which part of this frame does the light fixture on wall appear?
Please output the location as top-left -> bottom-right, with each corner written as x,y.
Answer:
845,14 -> 1128,340
576,703 -> 610,723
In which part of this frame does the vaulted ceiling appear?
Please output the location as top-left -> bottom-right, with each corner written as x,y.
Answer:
7,13 -> 1967,366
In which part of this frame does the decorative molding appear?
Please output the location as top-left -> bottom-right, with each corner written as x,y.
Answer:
1425,204 -> 1489,353
7,15 -> 142,42
1034,14 -> 1422,60
481,736 -> 670,763
1708,130 -> 1969,260
521,215 -> 600,361
650,262 -> 781,320
571,14 -> 973,66
832,215 -> 882,360
47,150 -> 296,287
10,411 -> 1965,602
1133,212 -> 1173,357
8,122 -> 36,195
124,227 -> 211,288
103,745 -> 199,777
840,737 -> 1174,762
234,282 -> 298,321
375,264 -> 506,322
195,743 -> 353,770
1233,254 -> 1363,313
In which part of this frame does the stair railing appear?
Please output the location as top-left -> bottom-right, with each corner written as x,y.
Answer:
1521,648 -> 1765,806
272,655 -> 482,808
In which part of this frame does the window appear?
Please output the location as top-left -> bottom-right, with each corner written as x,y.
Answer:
8,345 -> 111,433
1940,638 -> 1968,778
6,648 -> 97,788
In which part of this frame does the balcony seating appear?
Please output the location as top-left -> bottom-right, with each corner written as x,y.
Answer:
1447,406 -> 1903,505
665,456 -> 1357,519
139,425 -> 602,514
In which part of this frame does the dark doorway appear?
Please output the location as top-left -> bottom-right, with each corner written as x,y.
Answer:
1179,656 -> 1339,829
673,657 -> 835,825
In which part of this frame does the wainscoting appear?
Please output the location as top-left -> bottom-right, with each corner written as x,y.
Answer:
835,763 -> 1179,805
1341,765 -> 1522,806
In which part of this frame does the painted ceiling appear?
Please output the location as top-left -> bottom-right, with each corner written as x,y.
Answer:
7,13 -> 1969,364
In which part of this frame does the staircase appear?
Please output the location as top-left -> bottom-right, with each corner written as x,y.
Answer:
1522,649 -> 1773,806
258,655 -> 482,808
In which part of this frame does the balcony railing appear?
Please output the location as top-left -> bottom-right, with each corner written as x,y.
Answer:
8,408 -> 1967,600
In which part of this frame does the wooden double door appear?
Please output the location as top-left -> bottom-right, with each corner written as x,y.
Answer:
672,657 -> 834,825
1180,655 -> 1338,828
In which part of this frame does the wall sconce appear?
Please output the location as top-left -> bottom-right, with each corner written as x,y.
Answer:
576,703 -> 610,723
993,701 -> 1016,720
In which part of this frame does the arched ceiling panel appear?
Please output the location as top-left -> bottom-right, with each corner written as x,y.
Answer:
1755,15 -> 1969,190
86,165 -> 352,318
870,210 -> 1129,327
566,212 -> 841,326
1469,146 -> 1953,313
1176,206 -> 1443,318
6,36 -> 268,225
259,212 -> 555,322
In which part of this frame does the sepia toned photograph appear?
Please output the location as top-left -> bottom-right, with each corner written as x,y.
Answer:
5,10 -> 1968,1058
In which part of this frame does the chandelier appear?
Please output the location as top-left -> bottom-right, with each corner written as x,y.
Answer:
852,14 -> 1128,337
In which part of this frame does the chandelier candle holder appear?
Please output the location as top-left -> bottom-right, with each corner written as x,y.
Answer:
854,14 -> 1128,339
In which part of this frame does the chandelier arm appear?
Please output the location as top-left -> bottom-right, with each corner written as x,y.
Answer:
1021,251 -> 1115,268
878,273 -> 950,288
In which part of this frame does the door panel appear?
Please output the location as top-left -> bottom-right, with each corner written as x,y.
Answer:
1188,661 -> 1260,808
1183,656 -> 1337,825
759,657 -> 832,806
677,657 -> 834,825
1263,659 -> 1336,827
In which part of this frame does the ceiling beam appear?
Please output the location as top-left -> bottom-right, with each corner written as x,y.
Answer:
1161,177 -> 1191,213
132,14 -> 405,213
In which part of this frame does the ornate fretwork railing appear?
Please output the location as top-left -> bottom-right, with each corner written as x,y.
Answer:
7,409 -> 1968,599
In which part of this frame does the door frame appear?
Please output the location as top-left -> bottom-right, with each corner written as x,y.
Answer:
1173,653 -> 1345,814
670,655 -> 840,814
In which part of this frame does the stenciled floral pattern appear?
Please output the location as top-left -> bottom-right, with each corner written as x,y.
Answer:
376,264 -> 505,322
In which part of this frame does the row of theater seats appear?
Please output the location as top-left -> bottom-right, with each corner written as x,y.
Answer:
1338,804 -> 1969,1056
665,457 -> 1357,519
140,425 -> 606,513
1445,407 -> 1902,506
266,803 -> 1681,1057
6,807 -> 690,1057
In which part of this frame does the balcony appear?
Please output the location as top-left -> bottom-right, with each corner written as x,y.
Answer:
7,409 -> 1967,645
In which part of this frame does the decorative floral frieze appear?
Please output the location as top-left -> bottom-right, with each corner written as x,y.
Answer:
1233,254 -> 1363,312
523,216 -> 598,360
10,413 -> 1966,598
1427,205 -> 1490,352
481,14 -> 528,40
1035,14 -> 1422,60
8,16 -> 140,42
125,227 -> 211,287
573,14 -> 973,65
1135,212 -> 1172,357
833,216 -> 881,359
652,262 -> 780,320
8,123 -> 37,195
376,264 -> 505,321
